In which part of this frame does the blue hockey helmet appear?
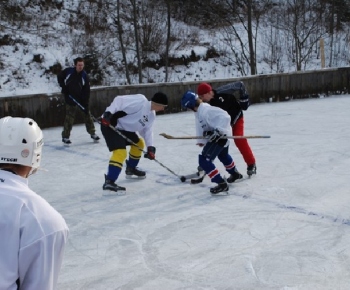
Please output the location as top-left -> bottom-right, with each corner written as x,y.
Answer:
181,90 -> 198,110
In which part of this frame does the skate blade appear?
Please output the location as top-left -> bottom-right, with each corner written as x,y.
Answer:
102,190 -> 126,196
211,191 -> 229,196
247,171 -> 256,178
125,175 -> 146,180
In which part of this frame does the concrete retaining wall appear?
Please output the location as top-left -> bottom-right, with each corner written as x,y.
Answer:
0,67 -> 349,129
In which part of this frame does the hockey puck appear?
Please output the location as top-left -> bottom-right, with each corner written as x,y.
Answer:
180,176 -> 186,182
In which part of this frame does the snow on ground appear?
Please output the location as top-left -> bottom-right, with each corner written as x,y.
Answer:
30,95 -> 350,290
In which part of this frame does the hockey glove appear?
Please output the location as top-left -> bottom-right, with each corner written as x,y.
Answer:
203,131 -> 213,137
239,91 -> 250,110
101,111 -> 127,127
239,93 -> 249,101
208,129 -> 226,143
101,111 -> 112,127
144,146 -> 156,160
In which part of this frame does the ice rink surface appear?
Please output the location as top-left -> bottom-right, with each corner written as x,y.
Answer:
30,95 -> 350,290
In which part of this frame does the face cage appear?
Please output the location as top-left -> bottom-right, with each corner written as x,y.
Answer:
28,144 -> 43,175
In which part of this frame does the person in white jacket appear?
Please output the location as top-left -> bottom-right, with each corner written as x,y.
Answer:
181,91 -> 243,194
0,116 -> 69,290
100,92 -> 168,192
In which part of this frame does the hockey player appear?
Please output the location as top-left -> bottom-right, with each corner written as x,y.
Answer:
100,92 -> 168,192
0,116 -> 69,289
197,82 -> 256,177
181,91 -> 243,194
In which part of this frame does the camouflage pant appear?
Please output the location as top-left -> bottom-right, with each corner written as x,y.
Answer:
62,104 -> 96,138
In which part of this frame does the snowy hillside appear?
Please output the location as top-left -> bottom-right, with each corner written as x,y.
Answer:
1,0 -> 349,97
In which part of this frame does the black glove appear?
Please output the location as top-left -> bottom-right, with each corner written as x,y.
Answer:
203,131 -> 213,138
144,146 -> 156,160
240,93 -> 249,101
101,111 -> 127,127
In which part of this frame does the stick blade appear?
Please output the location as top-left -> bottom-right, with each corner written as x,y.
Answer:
190,173 -> 206,184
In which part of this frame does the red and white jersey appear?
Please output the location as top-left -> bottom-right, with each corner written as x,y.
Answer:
104,94 -> 156,147
0,170 -> 69,290
194,102 -> 232,146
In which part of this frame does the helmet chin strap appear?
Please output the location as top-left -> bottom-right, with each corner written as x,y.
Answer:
28,167 -> 39,177
27,166 -> 47,177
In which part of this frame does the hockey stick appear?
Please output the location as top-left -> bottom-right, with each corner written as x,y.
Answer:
159,133 -> 271,139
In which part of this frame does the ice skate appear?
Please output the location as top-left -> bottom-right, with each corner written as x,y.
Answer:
62,138 -> 71,145
227,167 -> 243,183
210,182 -> 229,194
247,164 -> 257,177
103,175 -> 126,192
125,166 -> 146,179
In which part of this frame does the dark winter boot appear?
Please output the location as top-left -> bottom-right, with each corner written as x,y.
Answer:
91,134 -> 100,141
210,182 -> 229,194
247,164 -> 257,177
103,175 -> 126,191
125,166 -> 146,179
227,167 -> 243,183
62,138 -> 71,144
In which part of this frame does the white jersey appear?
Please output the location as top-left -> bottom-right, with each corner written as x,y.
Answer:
104,94 -> 156,146
194,102 -> 232,146
0,170 -> 69,290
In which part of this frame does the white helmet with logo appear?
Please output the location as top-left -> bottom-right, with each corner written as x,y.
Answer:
0,116 -> 44,173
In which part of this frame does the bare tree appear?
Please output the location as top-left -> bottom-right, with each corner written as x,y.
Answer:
104,0 -> 137,84
164,0 -> 171,82
195,0 -> 273,76
279,0 -> 325,71
129,0 -> 143,83
320,0 -> 350,67
260,16 -> 285,73
110,0 -> 131,84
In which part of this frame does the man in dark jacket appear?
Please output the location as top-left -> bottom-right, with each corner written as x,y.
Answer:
57,57 -> 99,144
197,82 -> 256,177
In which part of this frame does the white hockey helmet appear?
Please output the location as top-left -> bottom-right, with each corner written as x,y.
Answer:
0,116 -> 44,173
